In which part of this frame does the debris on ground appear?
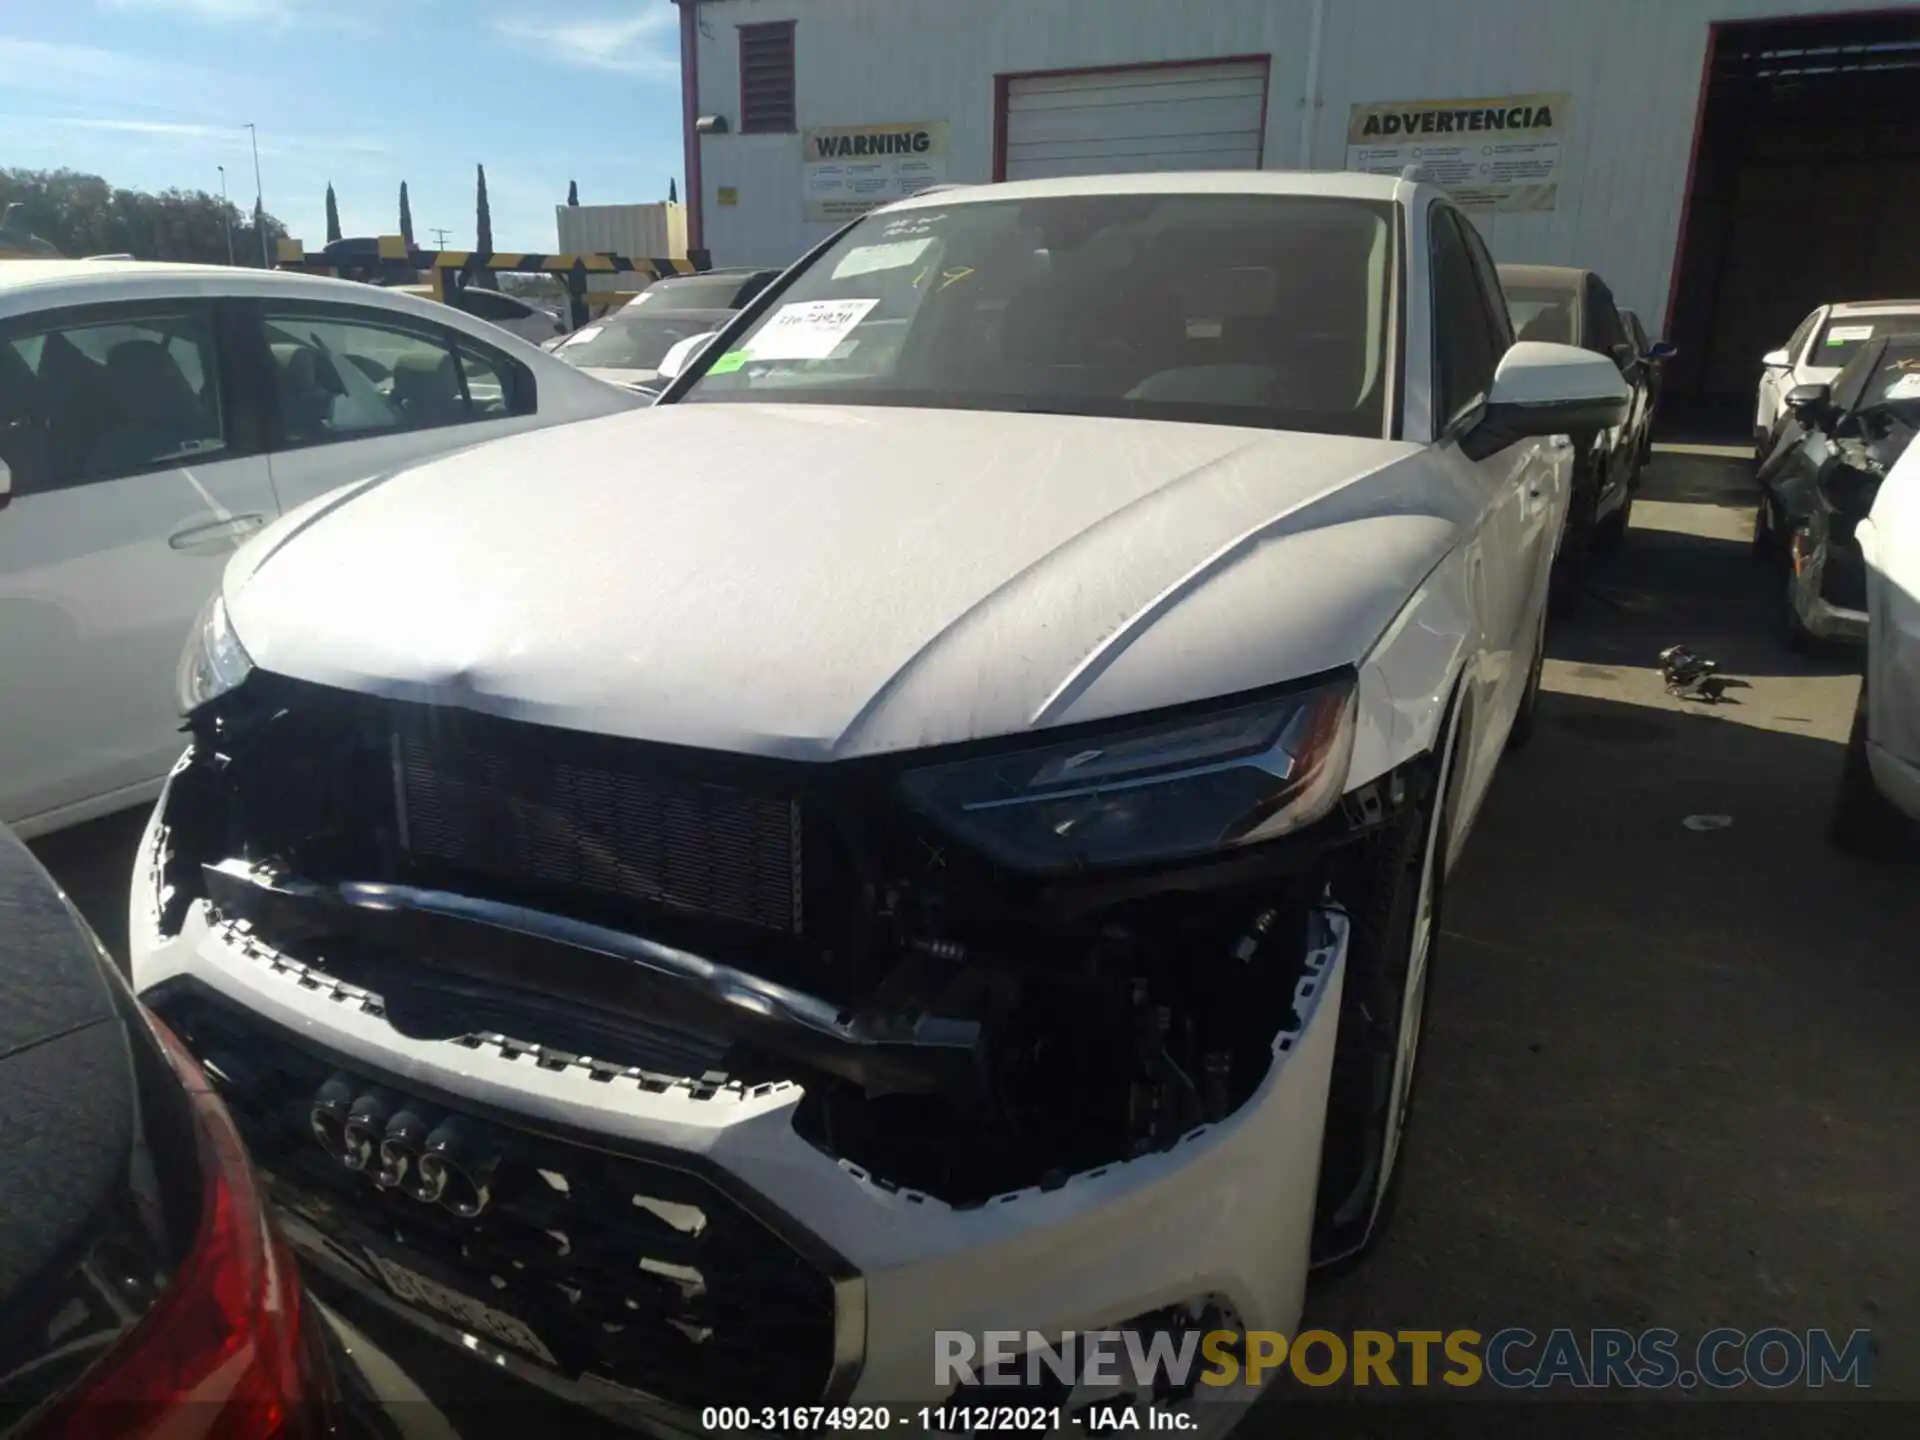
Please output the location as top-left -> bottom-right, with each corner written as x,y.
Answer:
1659,644 -> 1735,704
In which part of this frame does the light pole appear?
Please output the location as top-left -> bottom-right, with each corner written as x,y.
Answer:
244,123 -> 268,266
216,165 -> 236,265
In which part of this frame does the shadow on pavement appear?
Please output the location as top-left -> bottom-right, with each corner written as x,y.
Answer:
1550,521 -> 1859,682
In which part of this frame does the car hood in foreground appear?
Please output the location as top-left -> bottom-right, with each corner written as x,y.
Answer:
576,364 -> 661,391
225,403 -> 1461,759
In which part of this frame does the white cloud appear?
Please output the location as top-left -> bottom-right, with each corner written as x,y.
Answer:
0,38 -> 215,100
102,0 -> 295,21
493,7 -> 679,78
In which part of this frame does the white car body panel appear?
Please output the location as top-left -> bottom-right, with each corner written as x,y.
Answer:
1756,301 -> 1920,440
1857,441 -> 1920,820
129,172 -> 1617,1417
226,402 -> 1477,762
0,261 -> 642,835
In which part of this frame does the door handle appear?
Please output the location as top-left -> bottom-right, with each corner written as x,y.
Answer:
168,512 -> 268,551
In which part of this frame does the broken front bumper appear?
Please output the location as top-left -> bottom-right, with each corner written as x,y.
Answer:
129,780 -> 1349,1420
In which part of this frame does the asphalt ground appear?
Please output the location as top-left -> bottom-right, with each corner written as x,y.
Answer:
31,444 -> 1918,1434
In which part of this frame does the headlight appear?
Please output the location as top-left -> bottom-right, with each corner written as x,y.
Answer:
898,680 -> 1357,872
176,592 -> 253,714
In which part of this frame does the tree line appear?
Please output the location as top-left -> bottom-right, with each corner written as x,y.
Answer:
0,167 -> 286,264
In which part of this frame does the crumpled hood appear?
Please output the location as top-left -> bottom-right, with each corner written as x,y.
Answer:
227,403 -> 1457,759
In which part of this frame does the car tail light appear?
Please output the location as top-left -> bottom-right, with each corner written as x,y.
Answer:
28,1010 -> 316,1440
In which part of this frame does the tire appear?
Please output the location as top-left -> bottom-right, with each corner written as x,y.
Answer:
1550,479 -> 1599,615
1311,691 -> 1465,1269
1596,487 -> 1634,551
1784,564 -> 1818,655
1831,688 -> 1912,857
1751,497 -> 1776,567
1506,603 -> 1548,751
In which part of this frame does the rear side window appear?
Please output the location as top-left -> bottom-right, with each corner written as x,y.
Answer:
259,306 -> 534,449
1429,207 -> 1501,430
0,305 -> 226,495
1588,277 -> 1631,360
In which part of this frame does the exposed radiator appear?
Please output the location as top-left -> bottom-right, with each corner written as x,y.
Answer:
394,730 -> 802,934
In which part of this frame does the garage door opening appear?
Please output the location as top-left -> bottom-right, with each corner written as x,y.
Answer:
1663,10 -> 1920,428
994,57 -> 1270,182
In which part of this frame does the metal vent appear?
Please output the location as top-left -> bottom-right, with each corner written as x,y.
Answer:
155,992 -> 844,1410
396,732 -> 802,934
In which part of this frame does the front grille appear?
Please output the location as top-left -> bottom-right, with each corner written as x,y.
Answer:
393,724 -> 802,935
153,988 -> 843,1410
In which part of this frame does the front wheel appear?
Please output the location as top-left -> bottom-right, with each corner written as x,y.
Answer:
1784,557 -> 1819,655
1506,603 -> 1548,751
1550,482 -> 1600,615
1831,689 -> 1912,856
1311,694 -> 1464,1268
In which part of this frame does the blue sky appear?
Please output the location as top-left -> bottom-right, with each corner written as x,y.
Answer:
0,1 -> 686,252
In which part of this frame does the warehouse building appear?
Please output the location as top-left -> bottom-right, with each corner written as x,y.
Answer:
671,0 -> 1920,416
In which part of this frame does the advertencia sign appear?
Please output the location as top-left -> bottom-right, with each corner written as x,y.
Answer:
803,121 -> 948,222
1345,94 -> 1568,213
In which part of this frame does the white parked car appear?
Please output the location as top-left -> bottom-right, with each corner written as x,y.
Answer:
0,260 -> 644,838
1834,435 -> 1920,854
394,283 -> 568,346
1755,299 -> 1920,454
132,173 -> 1625,1423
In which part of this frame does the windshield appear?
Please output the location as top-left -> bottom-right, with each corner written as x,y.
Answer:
1814,313 -> 1920,369
1837,339 -> 1920,420
556,311 -> 733,371
1505,285 -> 1578,346
638,274 -> 766,311
677,193 -> 1396,438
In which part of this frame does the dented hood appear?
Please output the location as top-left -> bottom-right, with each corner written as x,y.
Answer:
227,403 -> 1457,759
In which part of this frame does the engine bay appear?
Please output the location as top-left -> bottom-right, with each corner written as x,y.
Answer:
156,673 -> 1420,1208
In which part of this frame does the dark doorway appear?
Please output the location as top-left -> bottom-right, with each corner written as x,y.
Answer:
1664,10 -> 1920,427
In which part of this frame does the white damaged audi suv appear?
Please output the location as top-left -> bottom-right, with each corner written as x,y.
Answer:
130,172 -> 1627,1428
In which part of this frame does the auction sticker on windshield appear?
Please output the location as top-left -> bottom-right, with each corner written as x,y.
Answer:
746,299 -> 878,360
832,237 -> 934,279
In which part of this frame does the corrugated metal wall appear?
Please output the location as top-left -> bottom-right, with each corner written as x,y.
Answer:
692,0 -> 1916,324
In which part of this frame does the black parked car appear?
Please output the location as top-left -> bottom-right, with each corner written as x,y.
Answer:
1753,333 -> 1920,650
1499,263 -> 1670,597
0,824 -> 433,1437
1619,308 -> 1675,465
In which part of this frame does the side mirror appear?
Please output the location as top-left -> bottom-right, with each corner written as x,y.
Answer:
1785,381 -> 1834,427
0,456 -> 11,512
1645,340 -> 1677,362
1820,463 -> 1881,520
1761,348 -> 1791,369
1460,341 -> 1631,460
1609,341 -> 1637,371
656,331 -> 722,383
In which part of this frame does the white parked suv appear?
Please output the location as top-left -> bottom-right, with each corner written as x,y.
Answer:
130,173 -> 1625,1426
0,260 -> 643,838
1833,436 -> 1920,854
1755,299 -> 1920,456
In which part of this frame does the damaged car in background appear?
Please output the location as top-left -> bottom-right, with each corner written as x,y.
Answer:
129,173 -> 1628,1429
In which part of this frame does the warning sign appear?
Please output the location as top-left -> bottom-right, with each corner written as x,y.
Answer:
1345,93 -> 1569,213
803,121 -> 948,222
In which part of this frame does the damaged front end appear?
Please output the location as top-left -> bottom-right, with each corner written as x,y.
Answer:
152,669 -> 1429,1210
